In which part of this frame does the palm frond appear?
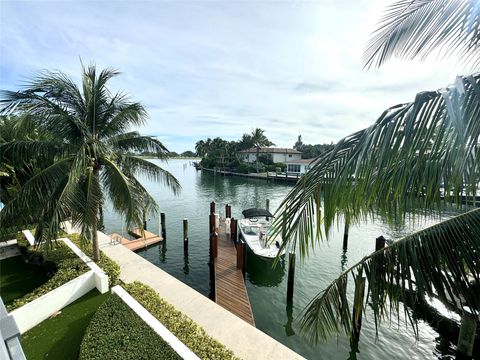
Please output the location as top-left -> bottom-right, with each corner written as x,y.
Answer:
364,0 -> 480,68
117,155 -> 181,195
272,73 -> 480,250
300,208 -> 480,343
109,132 -> 169,158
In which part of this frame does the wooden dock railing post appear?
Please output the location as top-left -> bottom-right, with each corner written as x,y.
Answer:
210,201 -> 216,215
287,251 -> 296,303
225,204 -> 231,218
230,218 -> 236,242
183,218 -> 188,256
160,212 -> 166,240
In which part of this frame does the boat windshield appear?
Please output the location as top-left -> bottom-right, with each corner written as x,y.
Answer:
242,226 -> 260,236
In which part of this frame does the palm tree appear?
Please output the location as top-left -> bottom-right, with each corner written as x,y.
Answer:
272,0 -> 480,344
0,64 -> 180,261
250,128 -> 274,173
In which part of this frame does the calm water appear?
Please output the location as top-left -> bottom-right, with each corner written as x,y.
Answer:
103,159 -> 462,360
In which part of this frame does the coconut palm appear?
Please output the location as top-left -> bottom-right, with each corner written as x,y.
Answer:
272,0 -> 480,343
251,128 -> 274,173
0,64 -> 180,261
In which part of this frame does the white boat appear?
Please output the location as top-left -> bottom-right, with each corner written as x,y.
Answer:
238,208 -> 285,259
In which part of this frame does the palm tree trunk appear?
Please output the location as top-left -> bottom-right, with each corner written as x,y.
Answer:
256,146 -> 260,173
92,167 -> 100,262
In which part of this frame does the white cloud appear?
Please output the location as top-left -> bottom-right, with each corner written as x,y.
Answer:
0,0 -> 470,152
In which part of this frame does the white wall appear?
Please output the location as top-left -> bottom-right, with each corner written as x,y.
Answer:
10,271 -> 96,334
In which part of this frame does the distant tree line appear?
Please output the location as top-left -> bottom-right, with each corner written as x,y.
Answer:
293,135 -> 335,159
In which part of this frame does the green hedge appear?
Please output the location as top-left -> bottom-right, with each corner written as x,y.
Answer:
7,233 -> 120,311
67,234 -> 120,286
124,282 -> 238,360
79,294 -> 181,360
8,235 -> 89,311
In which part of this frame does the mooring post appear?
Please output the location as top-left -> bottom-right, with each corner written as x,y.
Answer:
375,235 -> 386,251
225,204 -> 231,218
352,276 -> 366,340
287,251 -> 296,304
266,199 -> 270,212
183,218 -> 188,255
237,239 -> 245,277
212,232 -> 218,259
457,309 -> 477,358
343,221 -> 349,250
230,217 -> 236,241
160,212 -> 166,240
210,201 -> 216,215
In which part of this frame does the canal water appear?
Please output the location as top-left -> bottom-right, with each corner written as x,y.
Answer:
102,159 -> 462,360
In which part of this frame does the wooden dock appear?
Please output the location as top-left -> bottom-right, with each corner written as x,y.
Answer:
214,219 -> 255,326
110,227 -> 162,251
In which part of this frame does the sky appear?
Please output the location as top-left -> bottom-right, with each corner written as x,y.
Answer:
0,0 -> 469,153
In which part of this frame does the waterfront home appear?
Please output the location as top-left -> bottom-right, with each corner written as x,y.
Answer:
284,158 -> 316,175
237,147 -> 302,164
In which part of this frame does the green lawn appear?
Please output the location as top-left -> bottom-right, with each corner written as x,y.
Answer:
21,290 -> 110,360
0,255 -> 50,305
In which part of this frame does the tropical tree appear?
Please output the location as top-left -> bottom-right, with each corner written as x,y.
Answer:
250,128 -> 275,173
273,0 -> 480,344
0,64 -> 180,261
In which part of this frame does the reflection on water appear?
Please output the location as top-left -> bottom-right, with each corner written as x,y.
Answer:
101,159 -> 468,360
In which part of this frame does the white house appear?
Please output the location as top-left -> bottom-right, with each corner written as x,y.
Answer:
284,158 -> 316,174
237,147 -> 302,164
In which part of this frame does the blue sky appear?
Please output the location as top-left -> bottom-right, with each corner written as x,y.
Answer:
0,0 -> 467,152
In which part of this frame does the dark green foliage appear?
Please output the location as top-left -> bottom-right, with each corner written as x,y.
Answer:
79,294 -> 181,360
8,235 -> 89,311
297,143 -> 334,159
67,233 -> 120,285
236,162 -> 257,174
21,290 -> 110,360
124,282 -> 238,360
6,232 -> 120,311
181,150 -> 195,157
0,256 -> 50,306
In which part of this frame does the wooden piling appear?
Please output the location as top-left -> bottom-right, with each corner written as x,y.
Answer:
266,199 -> 270,212
343,221 -> 349,250
230,217 -> 237,241
183,218 -> 188,255
287,251 -> 296,303
160,212 -> 166,240
212,232 -> 218,259
352,276 -> 366,340
237,239 -> 245,276
457,310 -> 477,357
209,213 -> 216,235
210,201 -> 216,215
375,235 -> 386,251
225,204 -> 231,218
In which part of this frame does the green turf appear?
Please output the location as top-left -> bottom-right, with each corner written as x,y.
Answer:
0,255 -> 51,305
21,290 -> 110,360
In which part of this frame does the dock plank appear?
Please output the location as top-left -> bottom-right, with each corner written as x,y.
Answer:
214,220 -> 255,327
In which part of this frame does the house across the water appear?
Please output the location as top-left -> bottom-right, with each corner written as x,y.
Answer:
237,147 -> 302,164
284,158 -> 316,175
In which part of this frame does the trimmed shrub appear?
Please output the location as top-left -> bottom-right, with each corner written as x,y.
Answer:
67,234 -> 120,286
124,282 -> 238,360
8,236 -> 89,311
7,233 -> 121,311
79,294 -> 181,360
